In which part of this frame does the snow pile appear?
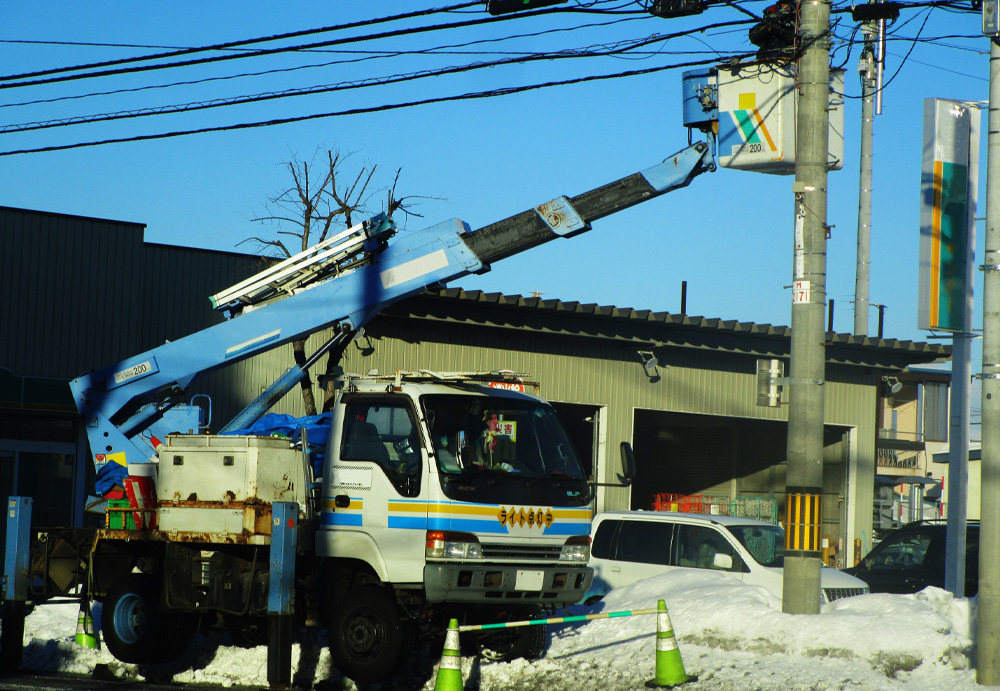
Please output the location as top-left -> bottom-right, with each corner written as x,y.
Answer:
18,571 -> 979,690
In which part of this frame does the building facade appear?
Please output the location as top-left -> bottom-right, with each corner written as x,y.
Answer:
1,207 -> 950,567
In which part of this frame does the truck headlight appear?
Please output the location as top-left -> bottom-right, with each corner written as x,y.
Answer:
425,530 -> 483,559
560,535 -> 590,562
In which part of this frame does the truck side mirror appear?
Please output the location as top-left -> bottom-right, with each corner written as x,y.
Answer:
618,442 -> 636,487
589,442 -> 637,493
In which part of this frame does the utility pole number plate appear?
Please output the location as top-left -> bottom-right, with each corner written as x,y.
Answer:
793,280 -> 811,304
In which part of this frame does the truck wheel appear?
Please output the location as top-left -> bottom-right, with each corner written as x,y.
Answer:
101,574 -> 169,664
475,605 -> 547,662
157,613 -> 198,662
329,585 -> 413,683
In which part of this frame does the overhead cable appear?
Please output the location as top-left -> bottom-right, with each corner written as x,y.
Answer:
2,22 -> 754,134
0,2 -> 483,83
0,52 -> 756,157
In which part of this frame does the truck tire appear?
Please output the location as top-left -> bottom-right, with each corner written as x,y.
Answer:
101,574 -> 171,664
159,613 -> 199,662
474,604 -> 547,662
328,585 -> 413,683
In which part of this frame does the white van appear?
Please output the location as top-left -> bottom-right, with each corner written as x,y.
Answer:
586,511 -> 869,605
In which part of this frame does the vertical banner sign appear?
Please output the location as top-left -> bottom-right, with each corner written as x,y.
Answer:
918,98 -> 979,332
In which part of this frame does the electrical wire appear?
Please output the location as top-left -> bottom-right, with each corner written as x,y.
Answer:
0,4 -> 655,90
0,0 -> 979,150
0,3 -> 483,82
3,24 -> 753,134
0,52 -> 757,158
1,15 -> 648,110
2,18 -> 755,134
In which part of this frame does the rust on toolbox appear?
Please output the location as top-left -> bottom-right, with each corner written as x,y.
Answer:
157,500 -> 275,538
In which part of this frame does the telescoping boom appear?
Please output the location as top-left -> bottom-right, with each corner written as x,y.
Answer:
71,141 -> 715,493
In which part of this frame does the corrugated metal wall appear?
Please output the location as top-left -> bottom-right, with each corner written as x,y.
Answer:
1,207 -> 881,560
1,207 -> 263,382
276,313 -> 879,553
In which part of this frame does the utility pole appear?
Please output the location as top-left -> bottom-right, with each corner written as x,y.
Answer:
977,34 -> 1000,688
783,0 -> 831,614
854,22 -> 876,336
852,1 -> 895,336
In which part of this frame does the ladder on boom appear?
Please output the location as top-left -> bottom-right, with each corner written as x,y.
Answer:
210,213 -> 396,317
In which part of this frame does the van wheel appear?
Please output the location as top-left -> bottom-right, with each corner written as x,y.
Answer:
101,574 -> 168,664
474,605 -> 547,662
329,585 -> 413,683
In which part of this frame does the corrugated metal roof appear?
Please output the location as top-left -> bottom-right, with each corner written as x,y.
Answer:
417,288 -> 950,365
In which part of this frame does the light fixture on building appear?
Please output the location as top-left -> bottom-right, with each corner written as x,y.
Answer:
883,375 -> 902,395
638,351 -> 659,378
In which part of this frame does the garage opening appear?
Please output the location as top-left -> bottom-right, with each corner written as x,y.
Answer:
631,410 -> 788,511
631,409 -> 852,566
551,402 -> 599,479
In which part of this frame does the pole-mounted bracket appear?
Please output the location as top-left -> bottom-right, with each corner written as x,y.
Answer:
776,378 -> 826,386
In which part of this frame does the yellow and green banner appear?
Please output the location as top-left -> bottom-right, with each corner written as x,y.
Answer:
918,99 -> 979,332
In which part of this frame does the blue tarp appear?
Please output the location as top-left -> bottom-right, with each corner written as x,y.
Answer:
96,461 -> 128,497
221,412 -> 332,477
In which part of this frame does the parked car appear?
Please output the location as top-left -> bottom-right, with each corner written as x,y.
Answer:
844,520 -> 979,595
586,511 -> 869,604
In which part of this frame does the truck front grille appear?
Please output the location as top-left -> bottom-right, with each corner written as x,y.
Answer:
480,543 -> 563,561
824,587 -> 869,602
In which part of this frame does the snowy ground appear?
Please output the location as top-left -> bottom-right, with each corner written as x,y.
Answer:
17,571 -> 980,690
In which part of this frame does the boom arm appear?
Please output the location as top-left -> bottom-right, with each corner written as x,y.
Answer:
73,141 -> 714,493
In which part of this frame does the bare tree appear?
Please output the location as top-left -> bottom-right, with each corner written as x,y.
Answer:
242,148 -> 427,414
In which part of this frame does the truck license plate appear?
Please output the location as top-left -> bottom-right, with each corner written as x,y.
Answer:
515,569 -> 544,591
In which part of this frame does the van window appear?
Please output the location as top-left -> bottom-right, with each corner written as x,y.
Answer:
673,524 -> 736,570
592,519 -> 619,559
615,520 -> 672,565
728,524 -> 784,567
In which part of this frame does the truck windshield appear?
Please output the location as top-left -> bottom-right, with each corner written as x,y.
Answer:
727,524 -> 785,567
422,393 -> 590,506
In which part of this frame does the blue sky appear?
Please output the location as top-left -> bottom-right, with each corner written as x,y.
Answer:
0,2 -> 988,355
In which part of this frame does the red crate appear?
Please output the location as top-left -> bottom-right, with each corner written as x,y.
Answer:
652,494 -> 703,513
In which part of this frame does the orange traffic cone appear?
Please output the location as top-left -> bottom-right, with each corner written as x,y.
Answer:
645,599 -> 694,688
432,618 -> 464,691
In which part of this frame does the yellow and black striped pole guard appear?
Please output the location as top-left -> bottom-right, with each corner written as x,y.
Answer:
784,489 -> 822,555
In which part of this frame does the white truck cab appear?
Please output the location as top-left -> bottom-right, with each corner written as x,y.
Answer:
587,510 -> 869,605
318,371 -> 594,604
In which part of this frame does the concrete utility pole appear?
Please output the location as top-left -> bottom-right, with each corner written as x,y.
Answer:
783,0 -> 831,614
977,36 -> 1000,687
854,23 -> 876,337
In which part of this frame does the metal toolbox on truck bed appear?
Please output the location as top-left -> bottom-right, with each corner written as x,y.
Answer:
156,435 -> 309,538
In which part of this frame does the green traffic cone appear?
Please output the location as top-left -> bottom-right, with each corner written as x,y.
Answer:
74,602 -> 99,650
433,618 -> 464,691
645,599 -> 694,688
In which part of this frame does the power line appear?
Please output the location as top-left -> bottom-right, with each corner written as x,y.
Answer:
0,52 -> 756,157
0,3 -> 483,83
3,22 -> 754,135
1,15 -> 648,110
0,3 -> 645,91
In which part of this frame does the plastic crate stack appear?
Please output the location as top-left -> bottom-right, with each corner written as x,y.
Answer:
652,493 -> 779,524
651,493 -> 703,513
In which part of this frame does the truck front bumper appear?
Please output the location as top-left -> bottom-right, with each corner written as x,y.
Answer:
424,563 -> 593,605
